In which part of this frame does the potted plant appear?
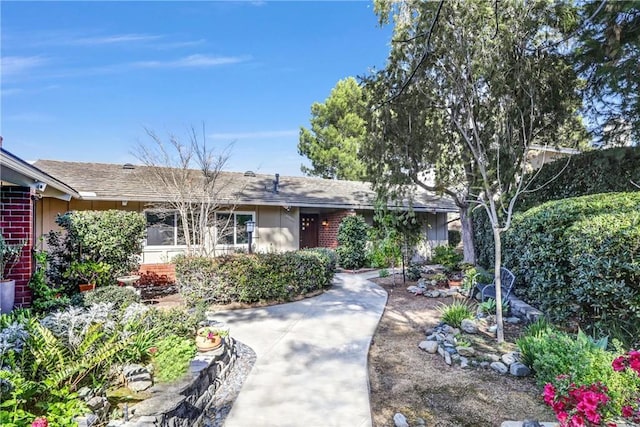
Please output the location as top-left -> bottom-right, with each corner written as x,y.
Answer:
447,271 -> 464,289
195,326 -> 228,352
0,235 -> 26,314
65,260 -> 111,292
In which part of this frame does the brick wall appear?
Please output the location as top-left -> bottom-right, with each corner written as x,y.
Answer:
0,186 -> 34,307
138,263 -> 176,281
318,210 -> 355,249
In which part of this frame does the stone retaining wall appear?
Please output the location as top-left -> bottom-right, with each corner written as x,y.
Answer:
507,294 -> 544,323
104,338 -> 237,427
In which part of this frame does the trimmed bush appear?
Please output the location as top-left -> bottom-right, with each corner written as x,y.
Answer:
336,215 -> 370,270
473,146 -> 640,267
503,192 -> 640,342
175,250 -> 335,306
431,245 -> 462,271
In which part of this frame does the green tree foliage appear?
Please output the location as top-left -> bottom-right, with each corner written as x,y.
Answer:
366,0 -> 585,342
298,77 -> 367,180
336,215 -> 370,270
576,1 -> 640,145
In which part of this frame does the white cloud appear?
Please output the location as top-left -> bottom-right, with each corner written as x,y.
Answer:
209,129 -> 299,140
2,56 -> 48,75
69,33 -> 163,46
133,54 -> 249,69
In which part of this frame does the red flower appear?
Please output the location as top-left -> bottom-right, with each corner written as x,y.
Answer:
622,405 -> 634,418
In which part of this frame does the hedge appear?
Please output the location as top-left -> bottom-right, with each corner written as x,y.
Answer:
502,192 -> 640,341
175,249 -> 337,306
473,146 -> 640,267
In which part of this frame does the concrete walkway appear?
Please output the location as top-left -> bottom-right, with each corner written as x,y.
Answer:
208,272 -> 387,427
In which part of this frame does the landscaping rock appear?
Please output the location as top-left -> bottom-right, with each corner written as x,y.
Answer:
456,346 -> 475,357
491,361 -> 508,374
425,290 -> 441,298
444,351 -> 452,365
510,362 -> 532,377
415,417 -> 426,426
460,357 -> 469,368
394,412 -> 409,427
442,325 -> 460,335
460,319 -> 478,334
501,352 -> 518,366
505,316 -> 521,324
485,353 -> 501,362
419,340 -> 439,354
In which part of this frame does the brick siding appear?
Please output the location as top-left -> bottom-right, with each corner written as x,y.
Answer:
318,210 -> 355,249
1,186 -> 34,307
138,263 -> 176,281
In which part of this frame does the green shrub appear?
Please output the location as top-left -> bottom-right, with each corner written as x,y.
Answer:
152,335 -> 197,383
83,285 -> 141,311
302,247 -> 338,274
473,147 -> 640,267
175,250 -> 335,306
46,210 -> 146,294
336,215 -> 370,270
431,245 -> 462,271
378,268 -> 390,278
516,322 -> 640,415
406,263 -> 422,281
29,250 -> 70,313
142,306 -> 205,340
437,300 -> 474,328
502,192 -> 640,343
448,229 -> 461,247
367,233 -> 401,268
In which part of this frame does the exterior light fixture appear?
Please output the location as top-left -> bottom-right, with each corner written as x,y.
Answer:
245,220 -> 256,254
321,219 -> 329,227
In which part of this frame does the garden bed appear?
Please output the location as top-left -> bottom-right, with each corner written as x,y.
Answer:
368,274 -> 554,427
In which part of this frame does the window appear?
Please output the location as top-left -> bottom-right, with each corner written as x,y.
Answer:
216,212 -> 254,246
145,211 -> 186,246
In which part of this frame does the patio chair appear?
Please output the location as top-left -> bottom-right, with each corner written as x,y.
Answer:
472,267 -> 515,303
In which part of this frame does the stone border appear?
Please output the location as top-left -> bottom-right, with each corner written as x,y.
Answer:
106,338 -> 238,427
507,294 -> 544,323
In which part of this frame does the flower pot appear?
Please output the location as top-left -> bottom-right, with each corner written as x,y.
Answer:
0,279 -> 16,314
195,327 -> 223,352
448,279 -> 462,289
79,283 -> 96,292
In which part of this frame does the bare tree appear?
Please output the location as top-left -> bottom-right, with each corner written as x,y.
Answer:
133,124 -> 240,256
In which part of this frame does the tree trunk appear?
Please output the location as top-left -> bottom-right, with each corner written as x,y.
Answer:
493,227 -> 504,343
460,206 -> 476,265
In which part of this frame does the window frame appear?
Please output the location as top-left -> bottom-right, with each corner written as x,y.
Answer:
215,211 -> 256,248
144,210 -> 186,248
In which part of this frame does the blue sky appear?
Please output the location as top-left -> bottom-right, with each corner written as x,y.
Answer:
1,1 -> 392,176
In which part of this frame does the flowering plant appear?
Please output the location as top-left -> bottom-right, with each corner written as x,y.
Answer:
196,326 -> 228,341
544,350 -> 640,427
31,417 -> 48,427
543,376 -> 612,426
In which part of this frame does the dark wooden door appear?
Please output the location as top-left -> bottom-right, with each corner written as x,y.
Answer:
300,214 -> 319,248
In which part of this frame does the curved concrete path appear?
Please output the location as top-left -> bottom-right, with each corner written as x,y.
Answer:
208,272 -> 387,427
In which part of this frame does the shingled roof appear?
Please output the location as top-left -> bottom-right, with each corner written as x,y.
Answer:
33,159 -> 457,212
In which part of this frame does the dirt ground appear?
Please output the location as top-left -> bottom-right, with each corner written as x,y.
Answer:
367,274 -> 554,427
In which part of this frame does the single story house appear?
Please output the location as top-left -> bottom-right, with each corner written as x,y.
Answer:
32,159 -> 457,264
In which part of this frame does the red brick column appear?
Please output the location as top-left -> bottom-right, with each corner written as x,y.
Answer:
138,263 -> 176,282
0,186 -> 34,307
318,210 -> 356,249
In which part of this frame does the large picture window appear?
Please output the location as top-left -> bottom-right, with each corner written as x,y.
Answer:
145,211 -> 187,246
216,212 -> 254,246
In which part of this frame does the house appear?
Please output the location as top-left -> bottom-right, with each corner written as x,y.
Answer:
1,149 -> 456,308
0,146 -> 79,307
32,159 -> 457,265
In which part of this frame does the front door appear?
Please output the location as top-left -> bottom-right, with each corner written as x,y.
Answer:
300,214 -> 319,249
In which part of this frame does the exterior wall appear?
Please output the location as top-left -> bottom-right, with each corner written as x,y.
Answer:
38,200 -> 300,263
318,210 -> 355,249
415,212 -> 449,261
1,186 -> 34,307
254,205 -> 299,253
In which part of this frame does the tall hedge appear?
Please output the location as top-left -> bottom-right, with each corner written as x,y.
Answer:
473,146 -> 640,267
336,215 -> 370,270
175,249 -> 336,306
502,192 -> 640,340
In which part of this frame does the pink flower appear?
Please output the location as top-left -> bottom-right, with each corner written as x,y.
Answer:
569,414 -> 586,427
557,411 -> 569,423
622,405 -> 634,418
31,417 -> 48,427
612,356 -> 626,372
544,383 -> 556,404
